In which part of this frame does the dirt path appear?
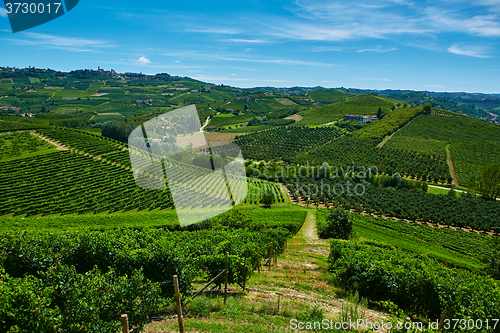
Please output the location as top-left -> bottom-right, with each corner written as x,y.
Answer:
377,131 -> 395,148
445,144 -> 459,187
270,211 -> 390,328
145,211 -> 391,332
31,131 -> 69,151
377,116 -> 416,148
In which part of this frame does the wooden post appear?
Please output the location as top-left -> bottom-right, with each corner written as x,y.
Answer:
224,252 -> 229,304
121,314 -> 129,333
268,242 -> 273,271
438,313 -> 445,331
173,275 -> 185,333
242,267 -> 247,292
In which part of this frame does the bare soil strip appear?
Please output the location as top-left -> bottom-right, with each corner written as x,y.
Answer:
30,131 -> 68,151
445,144 -> 459,187
377,116 -> 416,148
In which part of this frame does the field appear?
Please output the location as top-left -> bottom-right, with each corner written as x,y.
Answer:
308,89 -> 355,104
1,68 -> 500,333
0,131 -> 56,160
274,98 -> 297,105
385,114 -> 500,185
297,94 -> 395,126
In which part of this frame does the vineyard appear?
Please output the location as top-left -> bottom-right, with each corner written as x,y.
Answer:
0,132 -> 55,160
0,148 -> 285,217
307,88 -> 354,104
329,239 -> 500,330
2,68 -> 500,332
385,114 -> 500,185
287,177 -> 500,232
1,209 -> 304,332
297,136 -> 451,183
297,94 -> 395,126
36,127 -> 126,156
234,126 -> 345,161
317,210 -> 494,272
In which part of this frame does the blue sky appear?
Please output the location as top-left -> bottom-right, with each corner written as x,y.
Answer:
1,0 -> 499,92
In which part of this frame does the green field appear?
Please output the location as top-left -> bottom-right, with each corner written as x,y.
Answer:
297,94 -> 395,126
2,68 -> 500,333
385,114 -> 500,185
0,132 -> 55,161
308,89 -> 355,104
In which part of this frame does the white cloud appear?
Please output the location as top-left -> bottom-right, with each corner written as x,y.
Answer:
0,7 -> 7,17
227,38 -> 271,43
174,60 -> 180,63
258,0 -> 500,42
357,47 -> 397,53
135,56 -> 151,66
1,32 -> 114,52
163,50 -> 339,68
187,28 -> 238,34
447,44 -> 492,58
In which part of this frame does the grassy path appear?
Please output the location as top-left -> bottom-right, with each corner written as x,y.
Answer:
146,211 -> 389,332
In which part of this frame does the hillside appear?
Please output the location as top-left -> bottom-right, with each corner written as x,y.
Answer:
296,94 -> 397,126
2,67 -> 500,333
385,114 -> 500,185
348,88 -> 500,121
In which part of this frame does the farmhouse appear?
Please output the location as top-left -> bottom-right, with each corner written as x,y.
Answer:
344,114 -> 378,123
0,106 -> 21,112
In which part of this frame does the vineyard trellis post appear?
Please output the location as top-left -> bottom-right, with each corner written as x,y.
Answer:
173,275 -> 185,333
268,242 -> 273,271
437,313 -> 445,331
120,314 -> 129,333
224,252 -> 229,304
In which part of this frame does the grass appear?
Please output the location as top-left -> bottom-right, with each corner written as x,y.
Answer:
144,209 -> 358,333
0,204 -> 305,234
427,186 -> 451,195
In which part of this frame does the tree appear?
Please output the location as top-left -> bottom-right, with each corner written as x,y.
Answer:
319,209 -> 353,239
422,103 -> 432,114
392,173 -> 402,188
486,238 -> 500,280
376,107 -> 384,119
100,121 -> 132,143
468,164 -> 500,200
261,191 -> 275,208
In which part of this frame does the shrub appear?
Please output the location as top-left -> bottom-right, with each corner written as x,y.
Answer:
318,209 -> 353,239
262,191 -> 275,208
